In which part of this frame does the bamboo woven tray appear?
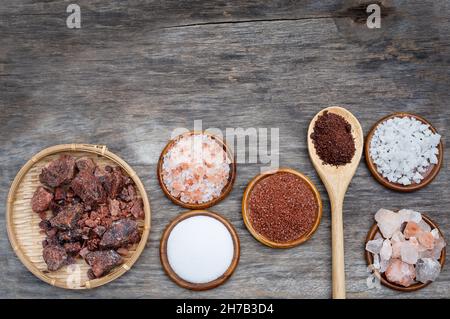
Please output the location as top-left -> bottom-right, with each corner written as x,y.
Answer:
6,144 -> 151,289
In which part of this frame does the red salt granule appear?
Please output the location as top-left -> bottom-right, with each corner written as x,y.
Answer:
310,111 -> 355,166
248,172 -> 318,243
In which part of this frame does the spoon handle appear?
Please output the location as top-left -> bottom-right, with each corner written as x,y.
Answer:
331,197 -> 346,299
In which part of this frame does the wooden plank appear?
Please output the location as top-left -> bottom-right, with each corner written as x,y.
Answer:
0,0 -> 449,298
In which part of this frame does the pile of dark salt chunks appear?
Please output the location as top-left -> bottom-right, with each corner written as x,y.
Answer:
31,155 -> 144,279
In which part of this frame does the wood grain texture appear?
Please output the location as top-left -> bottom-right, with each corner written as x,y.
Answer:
0,0 -> 449,298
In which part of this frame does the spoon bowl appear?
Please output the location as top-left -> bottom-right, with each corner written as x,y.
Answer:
307,106 -> 364,299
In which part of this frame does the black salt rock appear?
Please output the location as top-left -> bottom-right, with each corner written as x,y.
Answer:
85,250 -> 123,278
75,157 -> 97,173
50,204 -> 83,230
43,244 -> 68,271
71,170 -> 106,206
99,219 -> 140,249
31,186 -> 54,213
39,155 -> 76,188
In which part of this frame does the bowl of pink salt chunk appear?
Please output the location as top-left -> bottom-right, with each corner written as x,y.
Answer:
158,132 -> 235,209
365,209 -> 446,291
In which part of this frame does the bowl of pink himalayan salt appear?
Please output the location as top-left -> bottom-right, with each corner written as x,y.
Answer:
157,131 -> 236,209
365,209 -> 446,292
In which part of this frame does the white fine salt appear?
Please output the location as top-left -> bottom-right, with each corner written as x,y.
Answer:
369,116 -> 441,185
167,215 -> 234,284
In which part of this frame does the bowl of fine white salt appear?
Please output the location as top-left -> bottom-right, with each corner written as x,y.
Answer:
160,210 -> 240,290
365,112 -> 443,192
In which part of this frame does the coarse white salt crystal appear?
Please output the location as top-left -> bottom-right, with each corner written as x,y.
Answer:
398,209 -> 422,224
366,238 -> 384,254
369,116 -> 441,185
401,241 -> 419,264
380,258 -> 390,273
167,215 -> 234,284
375,208 -> 402,239
418,219 -> 432,232
373,254 -> 380,270
431,228 -> 440,239
416,258 -> 441,283
380,239 -> 393,261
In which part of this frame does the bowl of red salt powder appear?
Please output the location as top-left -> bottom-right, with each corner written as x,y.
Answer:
157,131 -> 236,209
242,168 -> 323,248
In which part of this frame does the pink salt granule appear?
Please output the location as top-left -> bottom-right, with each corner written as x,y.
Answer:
162,134 -> 231,204
367,209 -> 446,287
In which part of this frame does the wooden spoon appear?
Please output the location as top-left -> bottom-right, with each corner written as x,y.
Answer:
307,106 -> 364,299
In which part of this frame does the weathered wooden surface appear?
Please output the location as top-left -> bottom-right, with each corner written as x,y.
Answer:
1,0 -> 449,299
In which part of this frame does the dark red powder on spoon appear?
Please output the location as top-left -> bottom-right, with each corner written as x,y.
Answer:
311,111 -> 355,166
248,172 -> 318,243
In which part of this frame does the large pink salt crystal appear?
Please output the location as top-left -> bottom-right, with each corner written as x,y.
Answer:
385,259 -> 416,287
375,209 -> 402,238
418,232 -> 435,250
409,236 -> 419,246
404,221 -> 422,239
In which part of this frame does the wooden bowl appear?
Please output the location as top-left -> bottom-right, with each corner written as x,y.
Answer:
160,210 -> 240,291
242,168 -> 323,248
157,131 -> 236,209
6,144 -> 151,289
365,214 -> 446,292
365,112 -> 443,192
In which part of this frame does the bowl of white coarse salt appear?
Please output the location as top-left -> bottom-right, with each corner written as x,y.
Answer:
157,131 -> 236,209
365,112 -> 443,192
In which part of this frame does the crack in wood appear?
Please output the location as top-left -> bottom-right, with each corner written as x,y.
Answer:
163,16 -> 339,29
164,5 -> 395,30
